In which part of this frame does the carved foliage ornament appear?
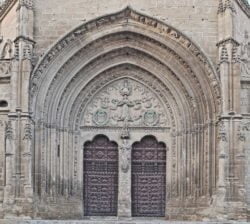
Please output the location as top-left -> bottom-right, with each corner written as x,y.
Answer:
83,78 -> 168,128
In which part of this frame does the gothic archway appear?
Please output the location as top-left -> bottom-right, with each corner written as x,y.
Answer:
83,135 -> 118,216
132,136 -> 166,217
29,6 -> 221,217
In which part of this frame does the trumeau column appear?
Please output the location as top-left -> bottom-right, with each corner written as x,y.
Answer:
3,0 -> 34,214
216,0 -> 246,220
118,125 -> 132,217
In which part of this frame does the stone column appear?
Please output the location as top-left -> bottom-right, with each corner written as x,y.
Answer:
118,127 -> 132,217
4,119 -> 16,205
216,0 -> 246,220
214,118 -> 229,219
2,0 -> 35,216
21,114 -> 33,202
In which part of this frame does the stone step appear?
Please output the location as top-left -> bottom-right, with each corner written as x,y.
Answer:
0,219 -> 248,224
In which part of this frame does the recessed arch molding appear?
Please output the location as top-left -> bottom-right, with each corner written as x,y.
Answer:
29,6 -> 222,218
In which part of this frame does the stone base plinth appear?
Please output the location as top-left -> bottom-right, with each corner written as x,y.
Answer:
0,219 -> 248,224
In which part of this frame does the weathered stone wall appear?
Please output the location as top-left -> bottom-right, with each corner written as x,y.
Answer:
234,2 -> 250,41
0,1 -> 18,209
0,1 -> 17,41
0,0 -> 249,221
33,0 -> 218,64
234,1 -> 250,218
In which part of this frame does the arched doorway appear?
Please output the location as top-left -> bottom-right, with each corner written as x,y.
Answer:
29,7 -> 221,219
83,135 -> 118,216
132,136 -> 166,217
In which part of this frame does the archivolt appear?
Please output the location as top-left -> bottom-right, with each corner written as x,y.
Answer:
30,7 -> 221,202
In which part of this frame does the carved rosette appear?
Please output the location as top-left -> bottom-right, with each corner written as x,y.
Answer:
83,78 -> 169,128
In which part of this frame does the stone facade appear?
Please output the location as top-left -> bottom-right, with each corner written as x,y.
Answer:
0,0 -> 249,222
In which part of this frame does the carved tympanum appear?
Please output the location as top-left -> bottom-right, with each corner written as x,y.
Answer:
83,78 -> 168,127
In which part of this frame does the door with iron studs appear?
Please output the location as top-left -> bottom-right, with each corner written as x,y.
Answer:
83,135 -> 119,216
132,136 -> 166,217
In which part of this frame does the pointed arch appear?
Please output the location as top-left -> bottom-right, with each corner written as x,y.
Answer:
29,7 -> 221,213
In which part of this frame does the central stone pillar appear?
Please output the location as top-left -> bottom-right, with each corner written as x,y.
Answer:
118,129 -> 132,217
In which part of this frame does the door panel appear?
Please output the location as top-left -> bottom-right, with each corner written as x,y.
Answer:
132,136 -> 166,217
84,135 -> 118,216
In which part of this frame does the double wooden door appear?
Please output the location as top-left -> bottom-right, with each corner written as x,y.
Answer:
83,135 -> 166,217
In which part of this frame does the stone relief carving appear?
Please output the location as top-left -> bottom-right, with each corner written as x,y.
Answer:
238,123 -> 246,142
243,122 -> 250,131
23,122 -> 32,140
83,78 -> 168,128
218,121 -> 227,142
119,139 -> 131,173
240,31 -> 250,77
5,121 -> 13,140
0,39 -> 13,59
0,60 -> 11,77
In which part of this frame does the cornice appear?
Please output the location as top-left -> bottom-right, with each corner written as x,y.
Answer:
0,0 -> 17,21
235,0 -> 250,17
